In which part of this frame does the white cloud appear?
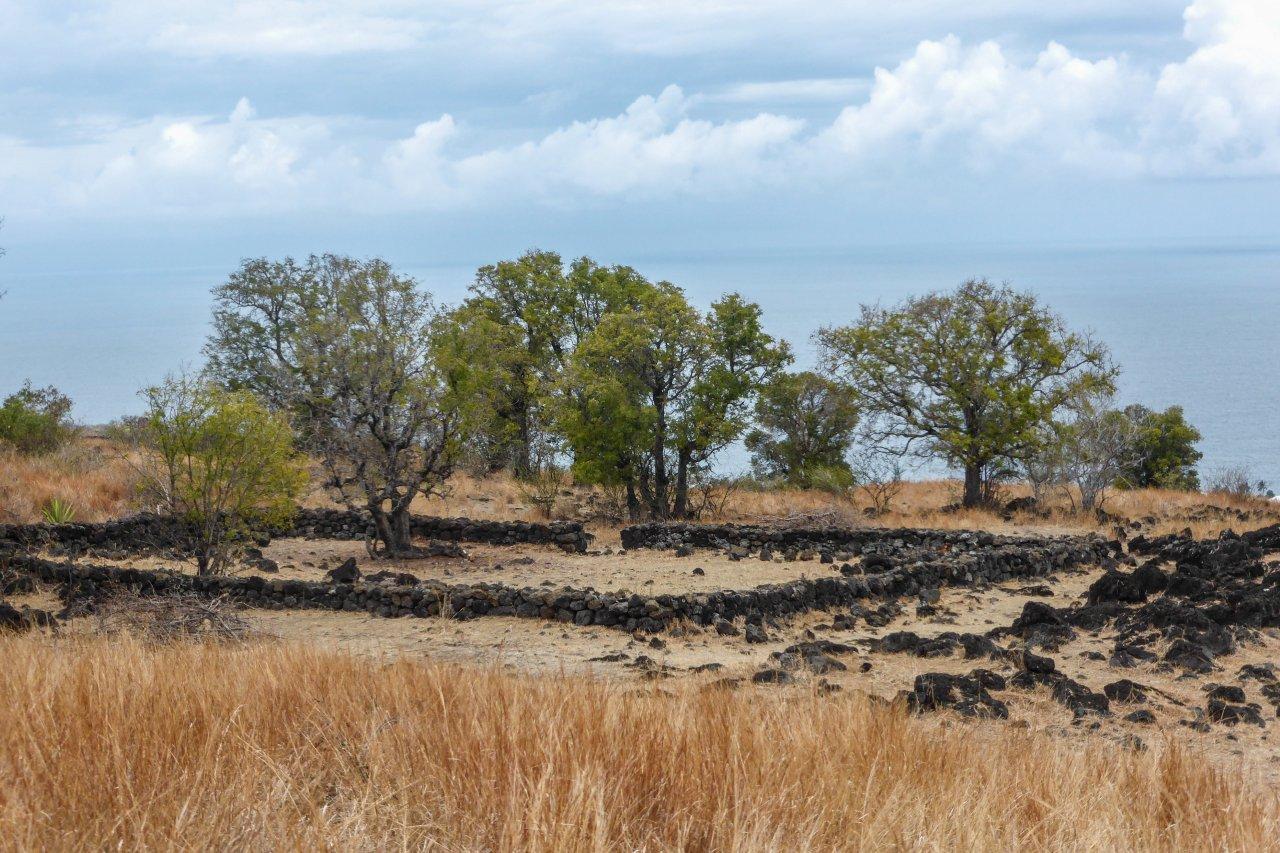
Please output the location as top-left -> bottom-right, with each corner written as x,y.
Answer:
1,0 -> 1276,219
1143,0 -> 1280,175
710,79 -> 871,104
17,0 -> 1187,61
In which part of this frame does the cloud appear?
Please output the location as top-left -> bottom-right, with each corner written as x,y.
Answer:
710,79 -> 871,104
1,0 -> 1276,220
13,1 -> 1188,62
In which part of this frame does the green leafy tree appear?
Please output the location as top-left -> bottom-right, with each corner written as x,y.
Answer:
463,250 -> 653,475
136,377 -> 306,575
563,285 -> 790,519
819,279 -> 1115,507
745,371 -> 859,488
1118,404 -> 1203,490
0,382 -> 76,455
204,255 -> 484,556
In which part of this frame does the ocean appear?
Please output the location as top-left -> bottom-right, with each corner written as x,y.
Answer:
2,242 -> 1277,487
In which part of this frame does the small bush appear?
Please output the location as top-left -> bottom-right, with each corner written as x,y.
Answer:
40,498 -> 76,524
1206,466 -> 1273,499
0,382 -> 76,455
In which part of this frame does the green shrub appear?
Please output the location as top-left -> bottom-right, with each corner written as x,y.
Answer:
0,382 -> 76,455
41,498 -> 76,524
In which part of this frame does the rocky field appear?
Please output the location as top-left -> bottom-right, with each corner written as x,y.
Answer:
4,505 -> 1280,788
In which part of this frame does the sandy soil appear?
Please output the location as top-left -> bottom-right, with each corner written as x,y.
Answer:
51,535 -> 863,595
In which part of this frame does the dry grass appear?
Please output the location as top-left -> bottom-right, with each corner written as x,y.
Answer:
718,479 -> 1280,537
6,436 -> 1276,538
0,441 -> 138,524
0,633 -> 1277,851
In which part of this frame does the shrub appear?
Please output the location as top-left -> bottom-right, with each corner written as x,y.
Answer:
1205,466 -> 1272,499
40,498 -> 76,524
1118,405 -> 1202,490
134,376 -> 308,575
0,382 -> 76,455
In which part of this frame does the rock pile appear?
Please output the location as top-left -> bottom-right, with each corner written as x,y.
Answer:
0,508 -> 592,557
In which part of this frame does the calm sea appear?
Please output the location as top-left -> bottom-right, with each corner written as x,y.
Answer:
2,243 -> 1277,487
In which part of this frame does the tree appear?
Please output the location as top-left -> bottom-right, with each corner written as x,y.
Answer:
1118,404 -> 1202,490
745,371 -> 859,488
462,250 -> 654,475
818,279 -> 1115,508
562,285 -> 790,519
1052,392 -> 1141,512
204,254 -> 483,556
135,377 -> 306,575
0,382 -> 76,455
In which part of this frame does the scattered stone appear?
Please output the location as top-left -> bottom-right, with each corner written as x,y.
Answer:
905,671 -> 1009,719
715,619 -> 740,637
1206,698 -> 1266,727
1204,683 -> 1247,704
744,624 -> 769,644
326,558 -> 360,584
752,668 -> 795,685
1103,679 -> 1149,704
1124,709 -> 1157,724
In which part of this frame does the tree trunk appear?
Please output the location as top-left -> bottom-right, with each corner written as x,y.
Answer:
370,503 -> 414,556
513,396 -> 533,478
673,449 -> 691,518
626,480 -> 641,522
651,394 -> 668,518
963,463 -> 984,508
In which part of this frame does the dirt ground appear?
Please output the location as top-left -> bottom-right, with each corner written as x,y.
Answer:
18,532 -> 1280,784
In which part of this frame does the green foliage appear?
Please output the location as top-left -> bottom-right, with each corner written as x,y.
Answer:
745,371 -> 859,488
819,279 -> 1115,507
1117,404 -> 1203,491
41,498 -> 76,524
204,255 -> 479,555
562,284 -> 790,518
136,377 -> 307,575
462,250 -> 654,474
0,382 -> 76,455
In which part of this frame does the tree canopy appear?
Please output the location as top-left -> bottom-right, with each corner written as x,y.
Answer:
204,254 -> 487,555
561,285 -> 790,518
461,250 -> 653,475
745,370 -> 859,488
1118,404 -> 1203,490
819,279 -> 1115,507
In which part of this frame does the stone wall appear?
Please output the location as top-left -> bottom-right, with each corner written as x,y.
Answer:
620,521 -> 1110,560
4,526 -> 1108,634
0,508 -> 591,555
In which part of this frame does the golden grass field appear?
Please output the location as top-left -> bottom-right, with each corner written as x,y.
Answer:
1,632 -> 1277,852
4,437 -> 1276,540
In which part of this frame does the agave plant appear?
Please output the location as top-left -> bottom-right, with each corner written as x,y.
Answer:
41,498 -> 76,524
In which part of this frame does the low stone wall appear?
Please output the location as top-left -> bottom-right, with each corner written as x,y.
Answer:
0,508 -> 591,556
620,521 -> 1110,561
4,527 -> 1106,634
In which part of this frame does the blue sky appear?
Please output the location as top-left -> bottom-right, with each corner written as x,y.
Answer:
1,0 -> 1277,252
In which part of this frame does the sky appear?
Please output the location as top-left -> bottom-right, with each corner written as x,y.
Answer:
1,0 -> 1279,433
1,0 -> 1278,249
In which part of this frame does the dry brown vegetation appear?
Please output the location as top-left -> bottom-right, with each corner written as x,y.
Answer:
0,441 -> 138,524
0,632 -> 1275,851
4,436 -> 1276,540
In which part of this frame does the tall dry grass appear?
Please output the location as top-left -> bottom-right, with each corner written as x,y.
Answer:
0,633 -> 1276,851
0,443 -> 138,524
5,435 -> 1276,537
